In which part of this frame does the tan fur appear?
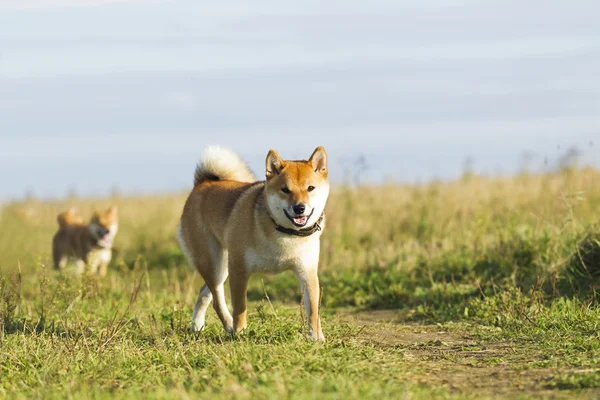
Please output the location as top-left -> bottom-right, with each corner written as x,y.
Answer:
57,208 -> 84,229
52,206 -> 118,276
178,146 -> 330,341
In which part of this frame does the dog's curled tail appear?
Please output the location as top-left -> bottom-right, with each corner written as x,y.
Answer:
194,146 -> 255,186
57,209 -> 84,230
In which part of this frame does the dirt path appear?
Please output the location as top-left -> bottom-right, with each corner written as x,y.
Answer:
337,310 -> 590,399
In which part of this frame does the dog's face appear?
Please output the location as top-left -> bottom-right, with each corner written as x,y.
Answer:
89,206 -> 119,247
264,146 -> 329,231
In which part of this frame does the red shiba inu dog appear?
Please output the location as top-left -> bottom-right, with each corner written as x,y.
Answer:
52,207 -> 118,276
177,146 -> 329,341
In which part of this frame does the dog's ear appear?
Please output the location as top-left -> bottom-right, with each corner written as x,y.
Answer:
107,206 -> 118,216
308,146 -> 327,176
266,149 -> 285,179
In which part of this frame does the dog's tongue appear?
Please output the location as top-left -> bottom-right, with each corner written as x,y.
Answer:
293,216 -> 308,225
103,235 -> 112,245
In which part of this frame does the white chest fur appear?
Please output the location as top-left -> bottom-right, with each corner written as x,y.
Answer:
244,236 -> 320,274
87,248 -> 113,273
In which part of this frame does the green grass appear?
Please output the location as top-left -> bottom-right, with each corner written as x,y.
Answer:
2,168 -> 600,398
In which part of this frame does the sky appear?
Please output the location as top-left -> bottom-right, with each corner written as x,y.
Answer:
0,0 -> 599,200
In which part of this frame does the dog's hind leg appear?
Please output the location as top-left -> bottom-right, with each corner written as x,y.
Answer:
205,248 -> 233,334
194,250 -> 233,333
178,225 -> 214,331
52,234 -> 65,270
53,250 -> 63,270
191,283 -> 212,332
180,227 -> 233,334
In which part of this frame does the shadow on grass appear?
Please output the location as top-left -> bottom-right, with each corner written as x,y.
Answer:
247,227 -> 600,324
561,231 -> 600,298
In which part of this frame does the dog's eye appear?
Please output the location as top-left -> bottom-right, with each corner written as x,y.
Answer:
281,187 -> 291,194
307,186 -> 315,192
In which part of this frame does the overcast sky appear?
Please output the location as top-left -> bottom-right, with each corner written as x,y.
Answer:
1,0 -> 599,199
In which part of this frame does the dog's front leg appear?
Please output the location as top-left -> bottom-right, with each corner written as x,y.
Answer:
297,267 -> 325,341
98,261 -> 109,277
229,266 -> 249,334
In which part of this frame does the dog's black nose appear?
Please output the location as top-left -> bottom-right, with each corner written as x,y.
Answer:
293,204 -> 306,215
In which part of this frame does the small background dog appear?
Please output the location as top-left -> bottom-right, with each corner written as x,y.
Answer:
178,146 -> 329,341
52,206 -> 118,276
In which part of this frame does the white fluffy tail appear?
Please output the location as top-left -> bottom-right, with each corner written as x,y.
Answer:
193,146 -> 255,186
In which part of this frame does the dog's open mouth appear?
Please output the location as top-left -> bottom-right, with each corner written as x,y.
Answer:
97,237 -> 112,247
95,231 -> 113,247
284,209 -> 314,228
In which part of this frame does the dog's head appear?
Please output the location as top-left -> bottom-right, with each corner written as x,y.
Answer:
264,146 -> 329,232
89,206 -> 118,247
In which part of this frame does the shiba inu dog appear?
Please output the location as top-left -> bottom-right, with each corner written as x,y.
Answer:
52,207 -> 118,276
177,146 -> 329,341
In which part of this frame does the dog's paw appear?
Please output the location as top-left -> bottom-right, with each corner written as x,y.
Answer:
234,322 -> 247,335
308,330 -> 326,342
190,321 -> 205,332
224,325 -> 235,335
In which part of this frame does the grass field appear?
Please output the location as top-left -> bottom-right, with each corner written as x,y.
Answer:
2,168 -> 600,399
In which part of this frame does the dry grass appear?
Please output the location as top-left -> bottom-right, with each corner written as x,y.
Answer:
1,168 -> 600,398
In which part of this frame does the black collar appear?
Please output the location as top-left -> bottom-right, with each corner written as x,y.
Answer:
270,212 -> 324,237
